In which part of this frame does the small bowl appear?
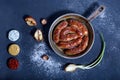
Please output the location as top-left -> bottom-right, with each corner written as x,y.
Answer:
48,13 -> 94,59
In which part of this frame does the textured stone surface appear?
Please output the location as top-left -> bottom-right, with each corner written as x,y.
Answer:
0,0 -> 120,80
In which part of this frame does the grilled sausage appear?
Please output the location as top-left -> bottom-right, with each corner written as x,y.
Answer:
68,19 -> 88,36
53,19 -> 89,55
60,33 -> 78,42
57,37 -> 82,49
65,36 -> 89,55
59,26 -> 78,41
53,21 -> 68,43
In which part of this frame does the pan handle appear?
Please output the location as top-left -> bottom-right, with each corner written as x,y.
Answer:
87,5 -> 106,22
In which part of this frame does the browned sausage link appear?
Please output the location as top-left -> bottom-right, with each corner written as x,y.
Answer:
68,19 -> 88,36
68,19 -> 83,29
59,26 -> 78,41
81,26 -> 88,36
57,37 -> 82,49
53,21 -> 68,43
80,36 -> 89,50
60,26 -> 76,35
60,33 -> 78,41
71,25 -> 84,38
65,36 -> 89,55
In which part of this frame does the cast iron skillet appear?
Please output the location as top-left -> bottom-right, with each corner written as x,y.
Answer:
48,5 -> 105,59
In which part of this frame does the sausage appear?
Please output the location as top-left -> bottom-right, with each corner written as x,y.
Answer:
68,19 -> 88,36
60,33 -> 78,41
81,26 -> 88,36
57,37 -> 82,49
68,19 -> 83,29
53,19 -> 89,56
65,36 -> 89,55
60,26 -> 76,35
59,26 -> 78,41
53,21 -> 68,43
71,25 -> 84,38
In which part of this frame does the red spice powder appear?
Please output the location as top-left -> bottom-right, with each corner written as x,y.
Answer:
7,57 -> 19,70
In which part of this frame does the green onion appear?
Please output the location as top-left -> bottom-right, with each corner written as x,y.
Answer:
84,33 -> 106,69
64,33 -> 106,71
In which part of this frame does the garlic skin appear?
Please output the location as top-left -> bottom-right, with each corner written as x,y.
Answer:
65,64 -> 77,72
25,16 -> 37,26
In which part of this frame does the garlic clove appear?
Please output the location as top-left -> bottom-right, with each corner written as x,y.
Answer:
34,29 -> 43,41
65,64 -> 77,72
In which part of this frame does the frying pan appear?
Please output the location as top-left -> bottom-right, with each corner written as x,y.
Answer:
48,5 -> 105,59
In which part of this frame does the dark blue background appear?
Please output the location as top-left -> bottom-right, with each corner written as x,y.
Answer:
0,0 -> 120,80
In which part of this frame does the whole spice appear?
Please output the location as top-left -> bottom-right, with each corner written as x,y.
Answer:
41,54 -> 49,60
34,29 -> 43,41
7,57 -> 19,70
41,19 -> 47,25
25,16 -> 37,26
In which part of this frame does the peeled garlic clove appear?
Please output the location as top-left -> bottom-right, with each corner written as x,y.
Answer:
34,29 -> 43,41
65,64 -> 77,72
25,16 -> 37,26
